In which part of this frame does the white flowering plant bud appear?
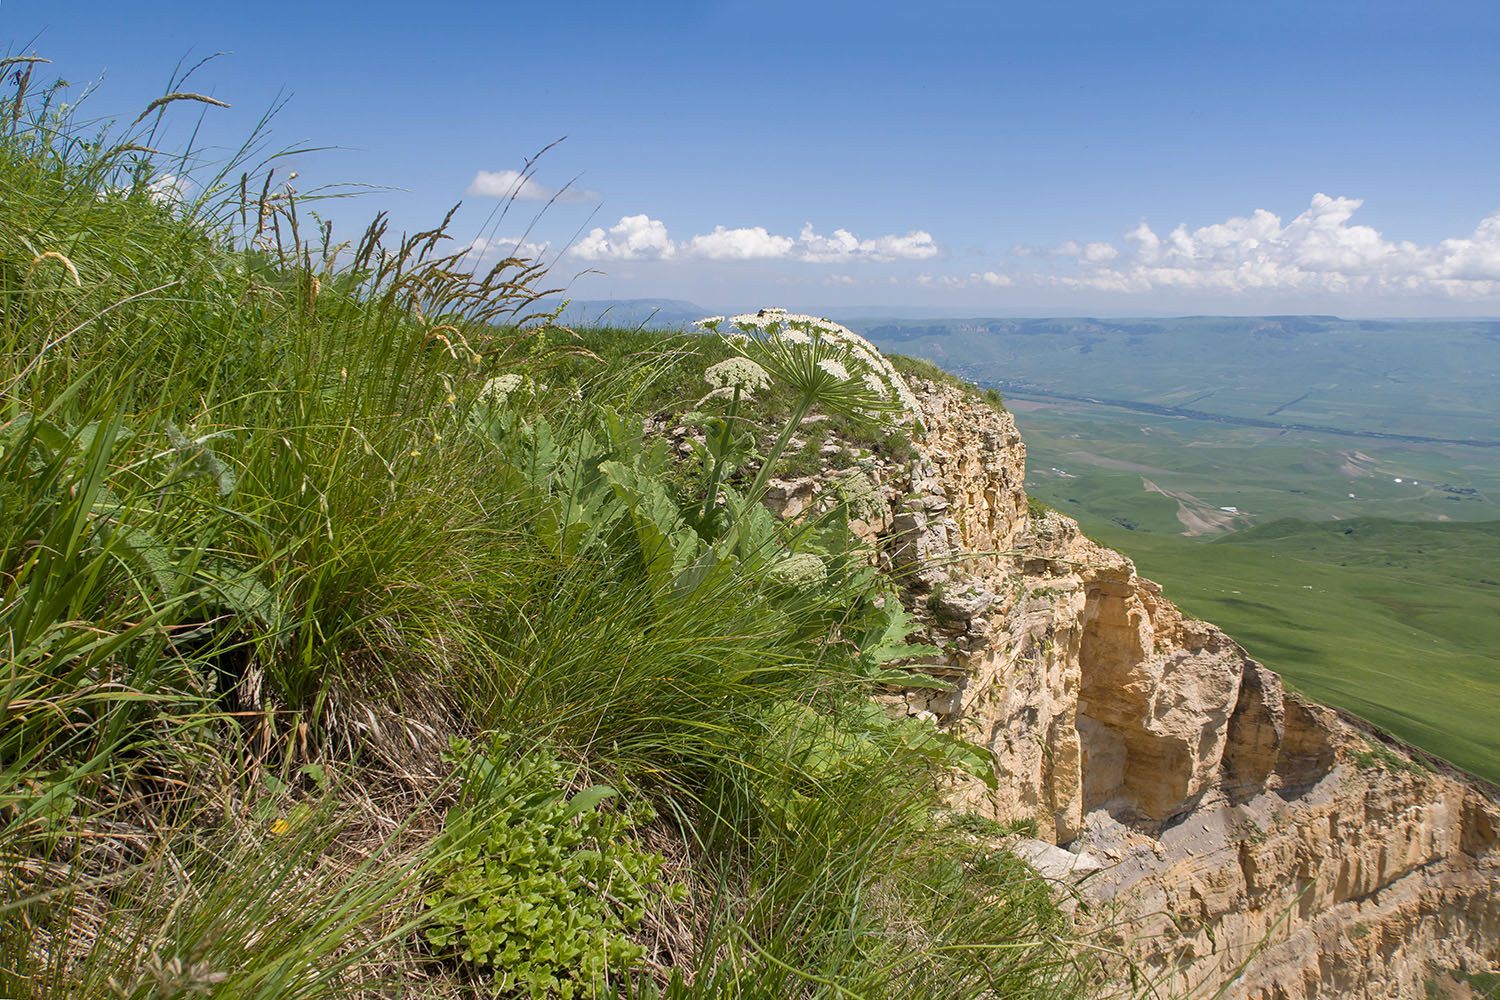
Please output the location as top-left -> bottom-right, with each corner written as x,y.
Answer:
704,357 -> 771,391
693,359 -> 774,525
764,551 -> 828,593
477,372 -> 526,406
834,469 -> 883,524
468,371 -> 534,446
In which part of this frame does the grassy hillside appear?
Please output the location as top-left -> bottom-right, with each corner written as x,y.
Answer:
0,64 -> 1110,1000
1072,515 -> 1500,784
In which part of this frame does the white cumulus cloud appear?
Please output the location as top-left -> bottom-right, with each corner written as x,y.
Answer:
1046,241 -> 1119,264
1040,194 -> 1500,300
682,225 -> 796,260
1079,241 -> 1120,265
796,223 -> 940,262
572,215 -> 677,261
467,168 -> 601,204
145,173 -> 193,206
915,273 -> 966,289
568,217 -> 943,264
1429,214 -> 1500,282
909,271 -> 1014,289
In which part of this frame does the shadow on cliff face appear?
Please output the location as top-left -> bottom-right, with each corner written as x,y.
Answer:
1074,579 -> 1335,829
1224,664 -> 1337,804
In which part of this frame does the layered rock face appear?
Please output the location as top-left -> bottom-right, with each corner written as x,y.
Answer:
850,379 -> 1500,999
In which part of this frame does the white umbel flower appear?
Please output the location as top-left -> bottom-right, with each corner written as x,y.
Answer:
703,307 -> 921,424
704,357 -> 772,392
478,372 -> 525,403
817,358 -> 849,380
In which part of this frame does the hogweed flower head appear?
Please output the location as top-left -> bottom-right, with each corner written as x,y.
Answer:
699,356 -> 773,406
709,308 -> 920,424
704,357 -> 772,392
816,358 -> 849,381
698,307 -> 923,508
478,372 -> 526,405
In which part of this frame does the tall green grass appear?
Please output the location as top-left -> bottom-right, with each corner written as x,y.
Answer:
0,58 -> 1116,999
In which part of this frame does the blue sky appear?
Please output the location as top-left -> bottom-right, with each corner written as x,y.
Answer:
6,0 -> 1500,315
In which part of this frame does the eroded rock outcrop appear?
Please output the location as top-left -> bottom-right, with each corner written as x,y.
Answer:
851,379 -> 1499,999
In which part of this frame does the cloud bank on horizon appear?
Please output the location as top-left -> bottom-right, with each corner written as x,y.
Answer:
1032,194 -> 1500,301
551,194 -> 1500,304
568,215 -> 940,264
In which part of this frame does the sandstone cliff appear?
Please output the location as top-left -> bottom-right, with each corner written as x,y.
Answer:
774,378 -> 1500,999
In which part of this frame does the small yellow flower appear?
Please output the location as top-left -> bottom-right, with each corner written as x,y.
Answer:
271,818 -> 291,835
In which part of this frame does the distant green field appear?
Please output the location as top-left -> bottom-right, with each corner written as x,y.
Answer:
867,315 -> 1500,527
1064,515 -> 1500,785
1012,396 -> 1498,532
862,315 -> 1500,445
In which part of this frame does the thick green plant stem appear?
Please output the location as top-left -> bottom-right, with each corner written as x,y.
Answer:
744,391 -> 814,509
699,384 -> 741,524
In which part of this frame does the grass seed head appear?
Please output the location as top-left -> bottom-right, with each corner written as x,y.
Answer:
26,251 -> 81,286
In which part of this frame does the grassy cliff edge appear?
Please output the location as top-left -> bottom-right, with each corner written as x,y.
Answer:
0,65 -> 1112,1000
